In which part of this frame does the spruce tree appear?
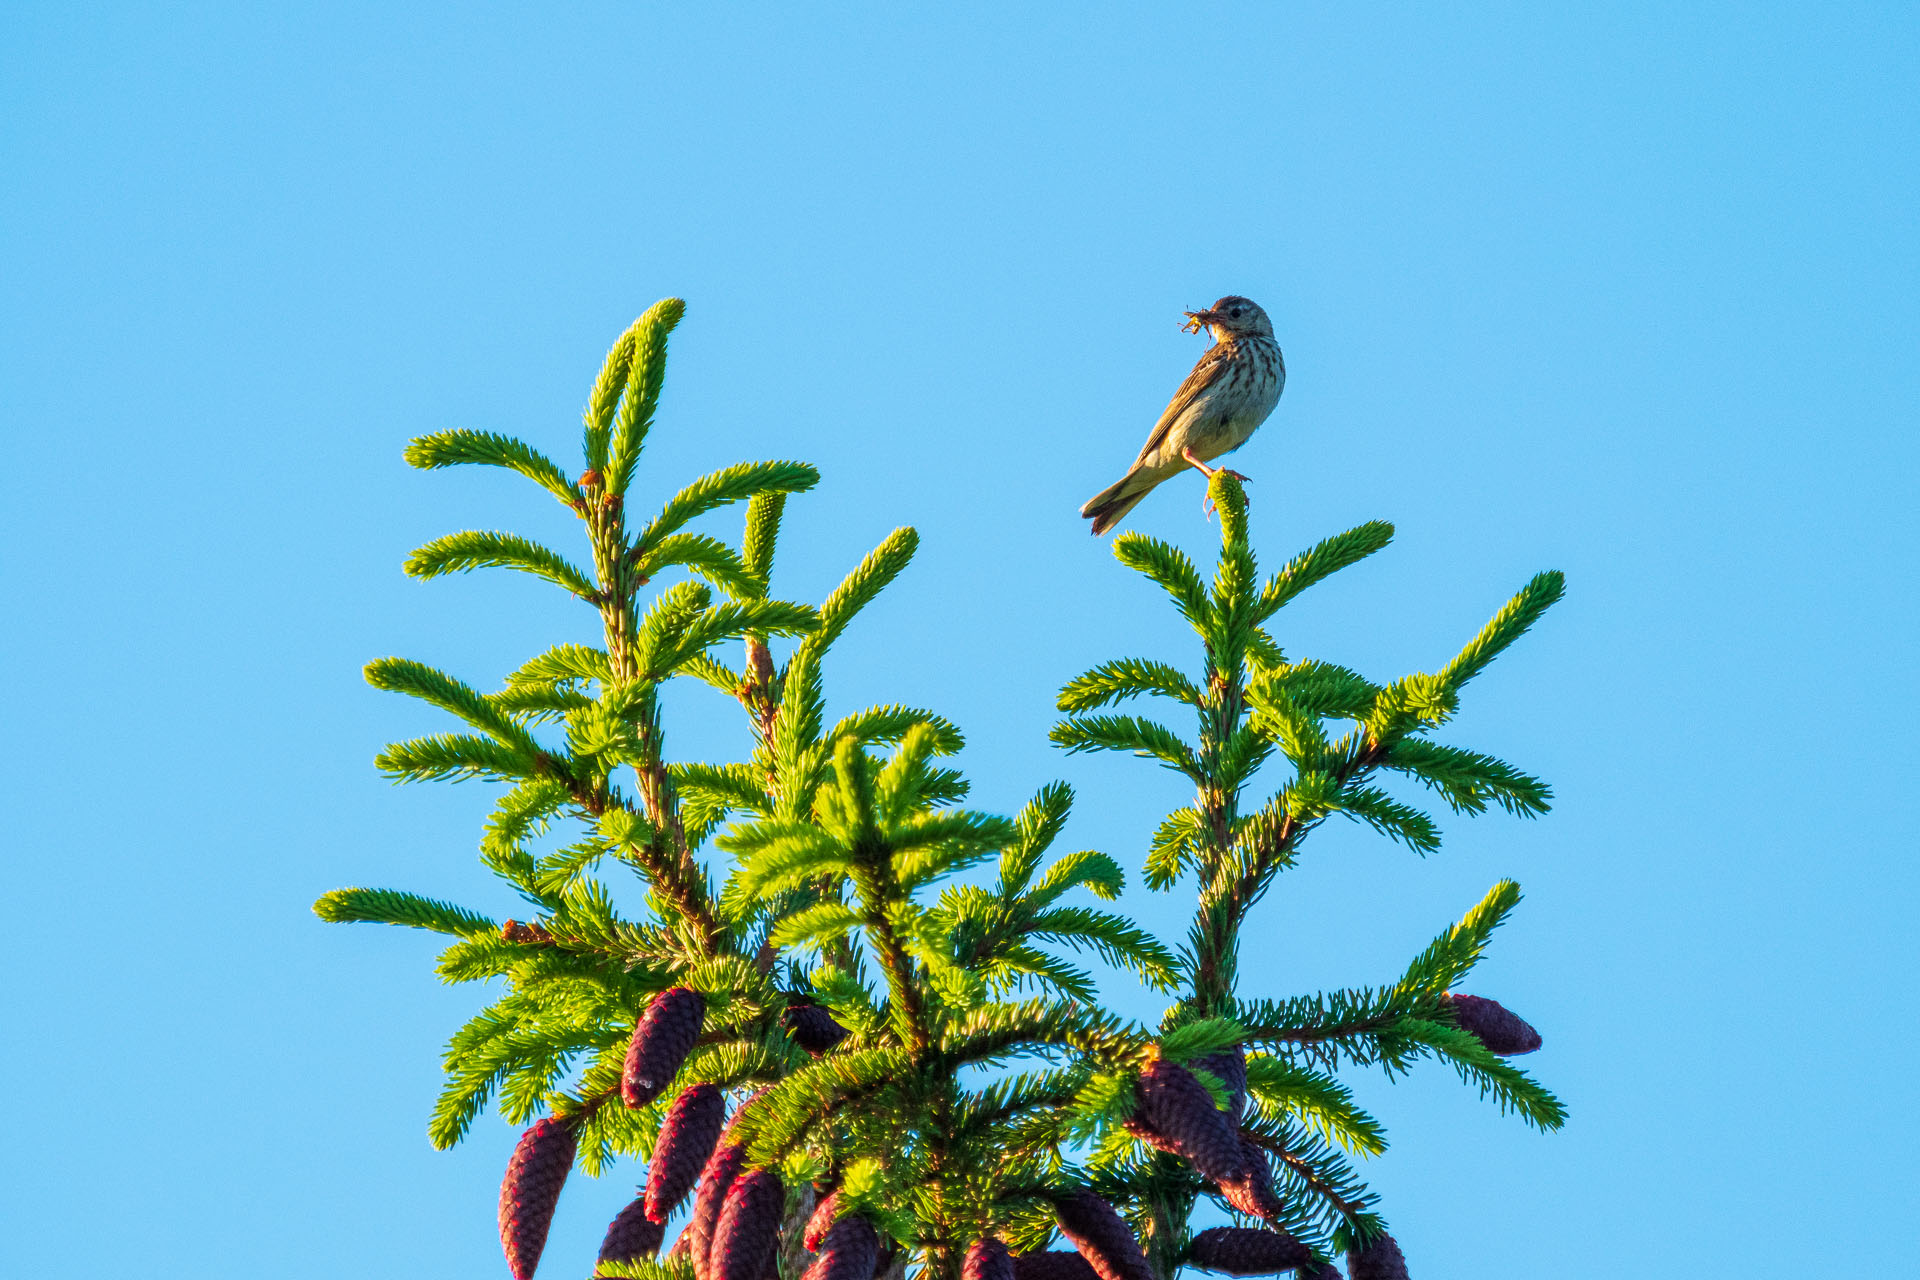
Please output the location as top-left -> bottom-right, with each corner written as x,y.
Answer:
318,301 -> 1565,1280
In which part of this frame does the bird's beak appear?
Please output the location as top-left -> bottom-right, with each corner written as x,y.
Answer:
1181,309 -> 1221,334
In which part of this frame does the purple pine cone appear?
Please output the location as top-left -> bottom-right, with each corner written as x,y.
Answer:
711,1168 -> 785,1280
1443,993 -> 1542,1056
784,1001 -> 851,1055
963,1238 -> 1015,1280
646,1083 -> 727,1222
1216,1138 -> 1285,1221
624,986 -> 706,1108
1134,1059 -> 1246,1183
1347,1233 -> 1408,1280
804,1187 -> 843,1251
1188,1046 -> 1248,1122
598,1196 -> 667,1268
802,1213 -> 881,1280
498,1116 -> 577,1280
1053,1189 -> 1155,1280
1012,1252 -> 1100,1280
1186,1227 -> 1312,1275
687,1142 -> 749,1280
1298,1263 -> 1344,1280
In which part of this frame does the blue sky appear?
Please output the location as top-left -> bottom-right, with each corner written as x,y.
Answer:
5,4 -> 1916,1277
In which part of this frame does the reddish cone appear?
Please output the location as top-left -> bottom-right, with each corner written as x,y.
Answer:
687,1142 -> 749,1280
1186,1227 -> 1312,1275
963,1238 -> 1015,1280
711,1169 -> 785,1280
598,1197 -> 667,1270
1443,993 -> 1542,1055
1348,1233 -> 1408,1280
784,1001 -> 851,1054
1053,1189 -> 1155,1280
1216,1139 -> 1284,1221
804,1188 -> 843,1251
1188,1046 -> 1248,1121
801,1212 -> 881,1280
647,1083 -> 727,1222
1134,1059 -> 1245,1182
624,986 -> 706,1107
498,1117 -> 577,1280
1012,1252 -> 1099,1280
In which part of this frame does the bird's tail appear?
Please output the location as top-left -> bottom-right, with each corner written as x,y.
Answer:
1080,469 -> 1157,536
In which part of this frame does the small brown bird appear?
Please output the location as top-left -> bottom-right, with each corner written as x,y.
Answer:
1081,296 -> 1285,535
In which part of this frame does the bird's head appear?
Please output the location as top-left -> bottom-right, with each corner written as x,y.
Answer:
1181,296 -> 1273,340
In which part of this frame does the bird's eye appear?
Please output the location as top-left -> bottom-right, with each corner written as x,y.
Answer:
1229,307 -> 1244,318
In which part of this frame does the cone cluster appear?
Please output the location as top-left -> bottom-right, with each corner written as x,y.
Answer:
498,1116 -> 578,1280
1185,1227 -> 1312,1276
1052,1189 -> 1155,1280
623,986 -> 706,1108
647,1083 -> 727,1222
597,1197 -> 666,1272
1443,992 -> 1542,1055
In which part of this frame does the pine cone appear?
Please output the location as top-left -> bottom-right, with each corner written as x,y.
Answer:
784,1001 -> 851,1055
1216,1138 -> 1284,1221
711,1168 -> 785,1280
1443,993 -> 1542,1055
803,1187 -> 843,1251
801,1212 -> 880,1280
1298,1262 -> 1344,1280
687,1142 -> 749,1280
623,986 -> 706,1108
1188,1046 -> 1248,1122
1052,1189 -> 1155,1280
1012,1252 -> 1100,1280
963,1238 -> 1015,1280
646,1083 -> 727,1222
1133,1059 -> 1245,1183
1347,1233 -> 1408,1280
498,1116 -> 577,1280
1186,1227 -> 1312,1275
598,1196 -> 667,1269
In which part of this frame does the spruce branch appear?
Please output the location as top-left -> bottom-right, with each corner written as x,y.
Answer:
312,887 -> 499,937
1437,569 -> 1566,695
607,297 -> 686,496
404,429 -> 579,507
405,529 -> 599,599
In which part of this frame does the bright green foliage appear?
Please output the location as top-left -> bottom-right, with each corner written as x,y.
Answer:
1053,470 -> 1565,1270
320,309 -> 1567,1280
318,304 -> 1209,1278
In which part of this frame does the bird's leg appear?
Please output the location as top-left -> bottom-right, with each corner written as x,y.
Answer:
1184,448 -> 1251,518
1181,447 -> 1251,483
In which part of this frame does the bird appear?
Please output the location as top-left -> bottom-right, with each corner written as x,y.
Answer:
1080,296 -> 1285,535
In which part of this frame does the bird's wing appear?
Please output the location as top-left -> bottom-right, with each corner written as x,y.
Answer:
1130,342 -> 1232,468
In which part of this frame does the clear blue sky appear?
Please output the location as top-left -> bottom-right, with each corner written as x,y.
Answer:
5,4 -> 1915,1277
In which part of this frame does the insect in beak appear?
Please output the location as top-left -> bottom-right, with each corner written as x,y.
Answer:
1181,309 -> 1220,334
